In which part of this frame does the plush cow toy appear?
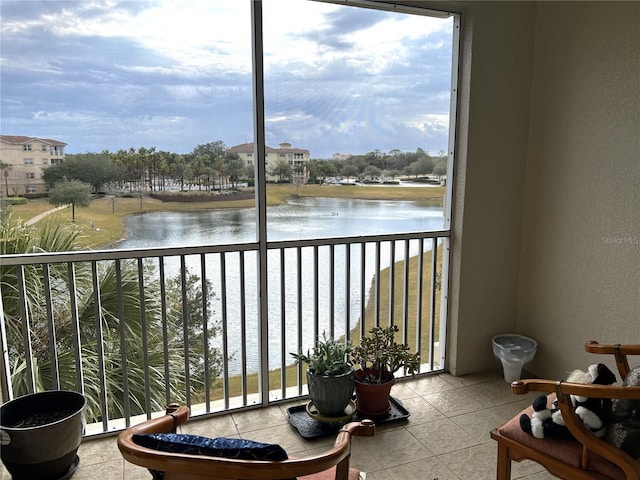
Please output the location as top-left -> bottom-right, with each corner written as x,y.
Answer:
519,363 -> 617,440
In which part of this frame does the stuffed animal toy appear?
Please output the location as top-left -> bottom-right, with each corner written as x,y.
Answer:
520,363 -> 617,440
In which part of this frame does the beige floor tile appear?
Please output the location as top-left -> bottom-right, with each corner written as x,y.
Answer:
231,405 -> 288,433
352,427 -> 434,471
400,395 -> 447,426
124,460 -> 156,479
181,411 -> 239,437
78,435 -> 122,466
422,388 -> 486,417
404,374 -> 459,395
387,380 -> 419,400
519,468 -> 559,479
440,370 -> 503,388
450,408 -> 507,444
438,443 -> 497,480
407,418 -> 479,456
381,456 -> 461,480
4,370 -> 551,479
73,458 -> 123,479
511,459 -> 547,478
362,468 -> 394,480
238,422 -> 309,455
459,378 -> 520,407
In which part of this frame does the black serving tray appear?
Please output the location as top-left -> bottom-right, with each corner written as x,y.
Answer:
287,397 -> 409,439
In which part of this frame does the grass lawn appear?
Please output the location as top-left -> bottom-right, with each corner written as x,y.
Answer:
11,184 -> 443,249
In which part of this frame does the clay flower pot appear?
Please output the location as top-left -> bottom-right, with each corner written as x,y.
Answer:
354,369 -> 395,417
0,390 -> 86,480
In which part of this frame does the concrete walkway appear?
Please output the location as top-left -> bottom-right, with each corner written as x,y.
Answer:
25,204 -> 69,226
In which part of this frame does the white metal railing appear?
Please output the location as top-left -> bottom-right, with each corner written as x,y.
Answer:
0,230 -> 448,435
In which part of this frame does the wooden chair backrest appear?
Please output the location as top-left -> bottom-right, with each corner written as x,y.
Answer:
117,404 -> 375,480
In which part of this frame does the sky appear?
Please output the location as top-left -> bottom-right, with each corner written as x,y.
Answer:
0,0 -> 455,159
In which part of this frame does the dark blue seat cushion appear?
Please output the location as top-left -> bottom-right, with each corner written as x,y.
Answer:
133,433 -> 289,461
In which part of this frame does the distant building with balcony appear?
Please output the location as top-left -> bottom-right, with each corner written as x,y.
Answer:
0,135 -> 67,196
227,142 -> 310,183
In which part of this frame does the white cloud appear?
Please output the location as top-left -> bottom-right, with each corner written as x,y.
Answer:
1,0 -> 455,157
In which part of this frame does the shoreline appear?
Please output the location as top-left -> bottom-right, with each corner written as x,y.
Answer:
13,184 -> 444,250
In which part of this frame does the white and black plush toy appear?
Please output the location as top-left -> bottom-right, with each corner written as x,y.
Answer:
519,363 -> 617,440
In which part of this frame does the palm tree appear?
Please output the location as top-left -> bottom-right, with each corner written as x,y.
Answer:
0,160 -> 13,197
0,213 -> 222,422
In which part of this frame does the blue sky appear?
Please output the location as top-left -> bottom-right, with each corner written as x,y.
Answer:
0,1 -> 454,158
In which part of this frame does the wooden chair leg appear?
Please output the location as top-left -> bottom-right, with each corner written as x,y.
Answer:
496,442 -> 511,480
335,458 -> 350,480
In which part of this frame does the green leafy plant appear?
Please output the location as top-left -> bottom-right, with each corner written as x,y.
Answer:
291,333 -> 353,376
351,325 -> 420,384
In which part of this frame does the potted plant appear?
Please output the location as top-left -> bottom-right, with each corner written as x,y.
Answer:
0,390 -> 86,480
351,325 -> 420,417
291,333 -> 354,418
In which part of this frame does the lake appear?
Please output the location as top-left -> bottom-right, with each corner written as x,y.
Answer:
117,197 -> 444,374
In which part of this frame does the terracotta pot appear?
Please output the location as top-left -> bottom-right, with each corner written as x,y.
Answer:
307,368 -> 355,417
0,390 -> 86,480
354,370 -> 395,417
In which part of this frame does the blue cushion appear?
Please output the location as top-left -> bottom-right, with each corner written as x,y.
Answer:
133,433 -> 288,461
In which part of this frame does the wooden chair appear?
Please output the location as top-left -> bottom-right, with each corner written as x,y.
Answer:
491,341 -> 640,480
118,404 -> 375,480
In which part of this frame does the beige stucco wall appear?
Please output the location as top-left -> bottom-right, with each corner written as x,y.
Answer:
440,1 -> 639,378
445,2 -> 537,375
517,1 -> 640,378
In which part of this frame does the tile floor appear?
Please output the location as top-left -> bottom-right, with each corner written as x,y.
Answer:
1,369 -> 561,479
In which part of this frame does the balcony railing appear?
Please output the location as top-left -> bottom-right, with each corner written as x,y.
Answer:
0,231 -> 448,436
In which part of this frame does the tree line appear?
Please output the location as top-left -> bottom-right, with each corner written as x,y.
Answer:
42,141 -> 448,195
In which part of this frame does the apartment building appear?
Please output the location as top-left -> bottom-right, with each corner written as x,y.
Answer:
0,135 -> 67,196
227,141 -> 310,183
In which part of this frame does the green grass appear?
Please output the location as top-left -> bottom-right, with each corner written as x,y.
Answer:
11,184 -> 443,249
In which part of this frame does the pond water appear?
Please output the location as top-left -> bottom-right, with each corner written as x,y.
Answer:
117,197 -> 445,375
118,196 -> 444,247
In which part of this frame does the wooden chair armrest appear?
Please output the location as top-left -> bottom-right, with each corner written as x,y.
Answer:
511,379 -> 640,400
117,408 -> 375,480
510,379 -> 640,477
585,341 -> 640,379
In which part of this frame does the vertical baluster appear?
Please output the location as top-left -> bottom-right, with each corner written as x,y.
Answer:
220,252 -> 230,410
359,242 -> 366,337
16,265 -> 36,393
329,244 -> 335,338
416,238 -> 425,360
296,246 -> 303,395
429,238 -> 439,371
239,251 -> 248,405
43,264 -> 60,389
344,244 -> 351,342
402,239 -> 411,338
136,258 -> 151,417
0,293 -> 14,399
180,255 -> 191,407
279,248 -> 286,399
158,257 -> 171,408
91,261 -> 108,431
115,260 -> 131,426
374,241 -> 381,327
389,240 -> 396,328
67,263 -> 84,395
313,245 -> 319,342
200,253 -> 211,412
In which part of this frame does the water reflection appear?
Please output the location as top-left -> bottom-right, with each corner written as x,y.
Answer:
117,197 -> 444,374
118,197 -> 444,247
